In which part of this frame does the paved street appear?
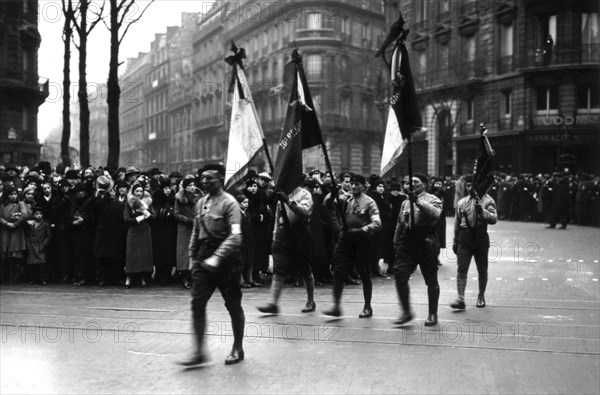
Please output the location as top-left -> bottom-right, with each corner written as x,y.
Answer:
1,220 -> 599,394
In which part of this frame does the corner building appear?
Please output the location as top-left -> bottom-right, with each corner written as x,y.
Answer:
388,0 -> 599,176
192,0 -> 387,175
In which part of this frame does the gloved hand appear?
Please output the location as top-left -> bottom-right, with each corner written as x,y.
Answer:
200,255 -> 221,273
452,244 -> 458,254
276,191 -> 289,204
407,191 -> 418,204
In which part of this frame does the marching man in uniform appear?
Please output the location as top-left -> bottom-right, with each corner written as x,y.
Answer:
177,164 -> 246,367
451,175 -> 497,309
393,173 -> 442,326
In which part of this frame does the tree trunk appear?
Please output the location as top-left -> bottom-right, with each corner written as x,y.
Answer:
106,0 -> 121,171
60,8 -> 72,168
78,0 -> 90,168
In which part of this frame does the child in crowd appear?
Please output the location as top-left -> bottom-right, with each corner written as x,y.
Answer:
26,206 -> 52,285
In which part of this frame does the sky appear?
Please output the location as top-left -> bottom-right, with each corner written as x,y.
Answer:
37,0 -> 209,141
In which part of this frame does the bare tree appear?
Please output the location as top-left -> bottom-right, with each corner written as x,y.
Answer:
73,1 -> 105,168
60,0 -> 76,168
104,0 -> 154,170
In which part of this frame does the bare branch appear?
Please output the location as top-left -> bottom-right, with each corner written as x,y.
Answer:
87,0 -> 106,34
119,0 -> 154,45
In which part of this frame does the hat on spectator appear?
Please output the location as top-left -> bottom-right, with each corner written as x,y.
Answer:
37,161 -> 52,175
149,167 -> 162,176
115,180 -> 129,190
258,172 -> 272,181
125,165 -> 140,175
95,175 -> 114,192
169,171 -> 183,179
389,181 -> 402,191
65,169 -> 80,180
182,177 -> 197,189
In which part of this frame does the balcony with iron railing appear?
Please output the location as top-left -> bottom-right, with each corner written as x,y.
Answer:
0,67 -> 49,98
523,44 -> 600,69
295,28 -> 339,43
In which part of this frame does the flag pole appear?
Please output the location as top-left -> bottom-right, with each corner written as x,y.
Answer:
291,48 -> 347,230
407,125 -> 415,227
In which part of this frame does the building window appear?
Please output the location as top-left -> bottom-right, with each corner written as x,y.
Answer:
307,12 -> 321,29
341,141 -> 351,171
577,84 -> 600,112
502,91 -> 512,116
362,142 -> 371,170
341,96 -> 351,117
466,36 -> 476,62
466,98 -> 474,121
272,25 -> 279,49
415,0 -> 427,22
497,21 -> 513,73
416,51 -> 426,80
536,86 -> 559,113
361,100 -> 369,120
540,14 -> 557,45
341,16 -> 351,40
22,107 -> 30,132
305,54 -> 322,80
362,22 -> 371,41
582,13 -> 599,61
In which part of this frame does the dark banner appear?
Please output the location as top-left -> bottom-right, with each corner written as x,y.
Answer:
473,132 -> 495,198
390,41 -> 422,141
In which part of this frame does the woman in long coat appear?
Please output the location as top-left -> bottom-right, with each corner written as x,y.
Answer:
0,187 -> 28,283
367,179 -> 393,276
151,179 -> 177,285
124,183 -> 155,288
174,177 -> 199,289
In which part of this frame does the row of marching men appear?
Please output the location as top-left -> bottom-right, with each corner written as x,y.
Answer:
176,164 -> 496,366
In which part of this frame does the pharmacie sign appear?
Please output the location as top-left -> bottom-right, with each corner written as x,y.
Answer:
526,131 -> 600,145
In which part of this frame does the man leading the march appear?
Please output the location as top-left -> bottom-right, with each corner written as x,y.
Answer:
177,163 -> 245,367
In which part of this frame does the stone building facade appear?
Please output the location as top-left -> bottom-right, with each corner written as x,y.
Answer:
0,0 -> 48,166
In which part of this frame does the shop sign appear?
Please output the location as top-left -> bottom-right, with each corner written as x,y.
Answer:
531,113 -> 600,127
526,132 -> 600,145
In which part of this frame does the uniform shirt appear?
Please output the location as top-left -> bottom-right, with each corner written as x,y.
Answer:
454,194 -> 497,232
274,187 -> 313,234
340,192 -> 381,235
189,189 -> 241,263
397,191 -> 442,229
393,191 -> 442,247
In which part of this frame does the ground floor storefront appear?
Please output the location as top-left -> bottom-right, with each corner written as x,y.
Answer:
456,129 -> 599,176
